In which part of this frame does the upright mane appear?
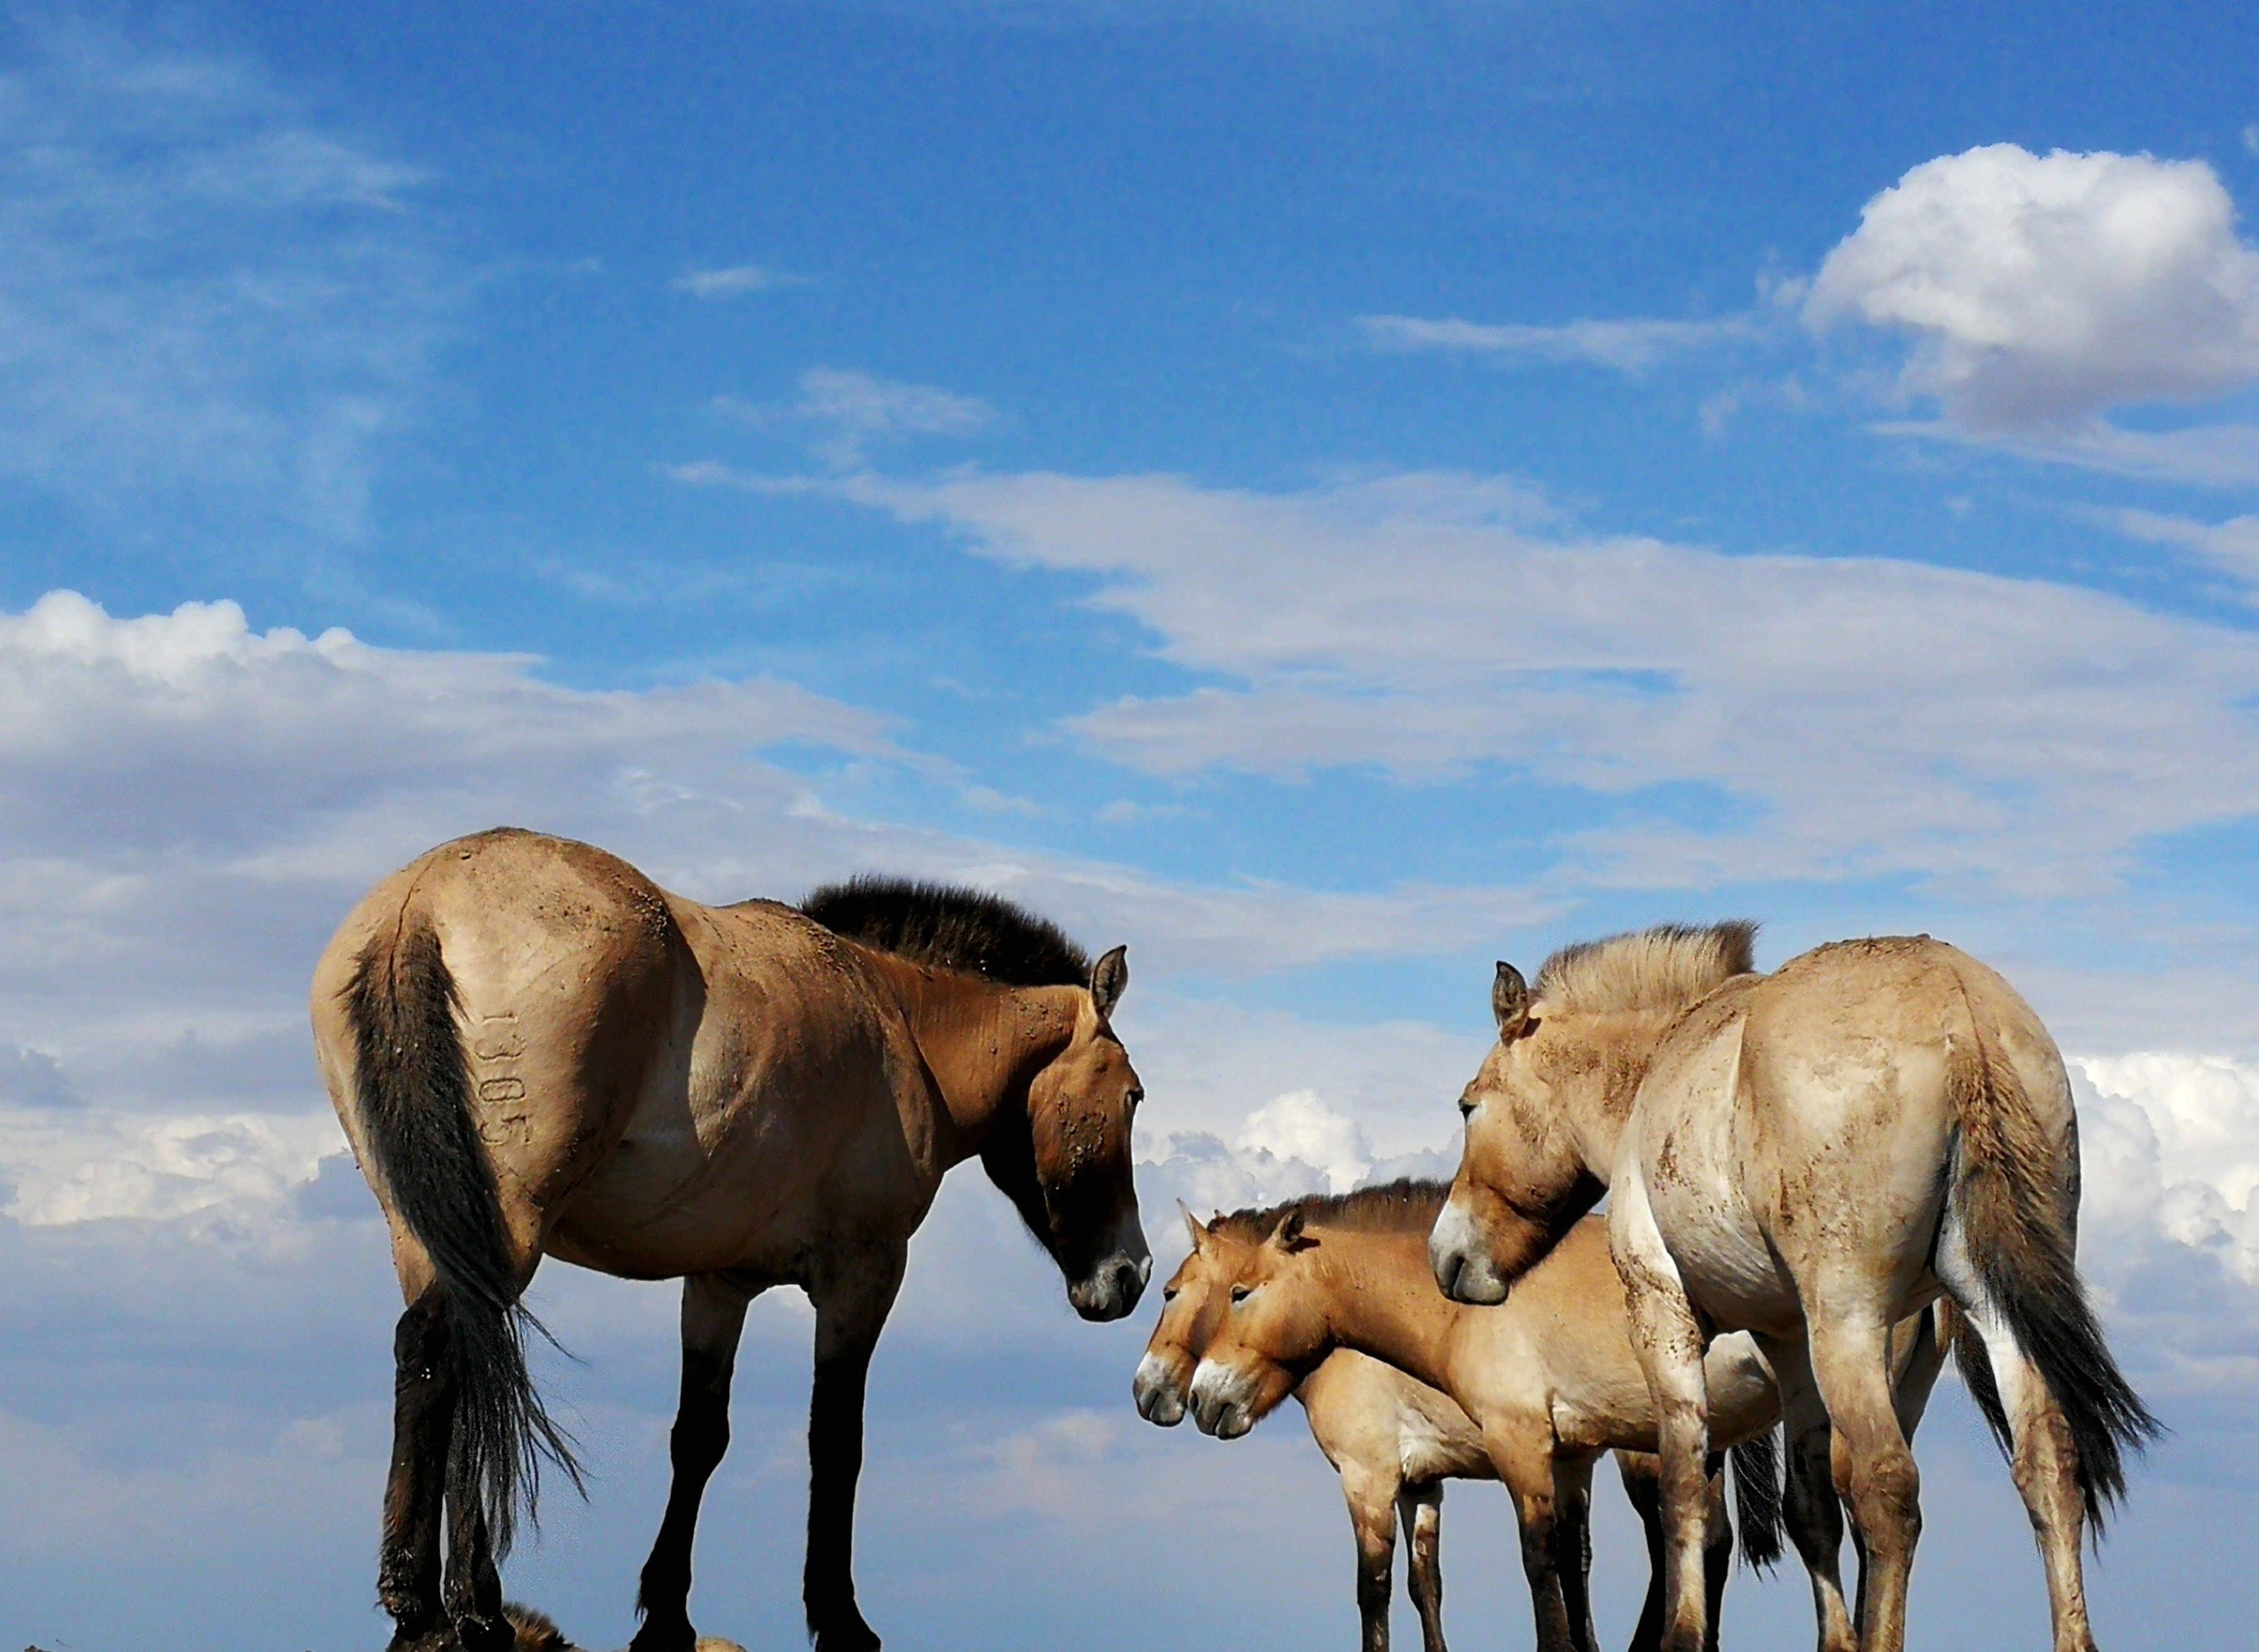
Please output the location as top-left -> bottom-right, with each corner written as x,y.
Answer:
1533,921 -> 1758,1017
801,876 -> 1092,988
1209,1177 -> 1449,1245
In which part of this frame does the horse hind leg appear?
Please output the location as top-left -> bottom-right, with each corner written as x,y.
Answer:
1947,1293 -> 2100,1652
1760,1335 -> 1855,1652
1804,1312 -> 1922,1652
632,1275 -> 757,1652
381,1290 -> 456,1652
443,1474 -> 512,1652
1398,1480 -> 1447,1652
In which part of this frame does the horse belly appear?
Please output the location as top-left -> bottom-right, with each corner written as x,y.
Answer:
1645,1148 -> 1797,1336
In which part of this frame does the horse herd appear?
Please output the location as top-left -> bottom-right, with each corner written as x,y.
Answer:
313,829 -> 2155,1652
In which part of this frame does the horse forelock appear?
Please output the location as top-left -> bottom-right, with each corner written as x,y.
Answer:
800,875 -> 1092,989
1533,921 -> 1757,1018
1212,1177 -> 1450,1243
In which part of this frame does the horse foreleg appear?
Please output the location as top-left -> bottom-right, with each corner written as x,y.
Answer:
632,1275 -> 757,1652
1398,1481 -> 1447,1652
1699,1453 -> 1735,1652
804,1247 -> 907,1652
1493,1427 -> 1575,1652
1616,1452 -> 1668,1652
1340,1461 -> 1399,1652
1612,1182 -> 1713,1652
1805,1314 -> 1921,1652
380,1292 -> 455,1652
1550,1452 -> 1600,1652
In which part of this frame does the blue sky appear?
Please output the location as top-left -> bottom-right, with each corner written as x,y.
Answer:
4,3 -> 2259,1649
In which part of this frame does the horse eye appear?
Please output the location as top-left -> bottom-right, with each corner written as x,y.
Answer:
1229,1284 -> 1251,1303
1458,1098 -> 1475,1121
1126,1087 -> 1144,1110
1162,1284 -> 1179,1301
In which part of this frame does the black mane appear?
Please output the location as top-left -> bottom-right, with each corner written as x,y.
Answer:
1209,1177 -> 1449,1243
801,876 -> 1092,988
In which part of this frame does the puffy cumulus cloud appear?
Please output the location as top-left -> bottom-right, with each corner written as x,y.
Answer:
1808,146 -> 2259,441
1233,1090 -> 1372,1193
2076,1053 -> 2259,1291
0,15 -> 457,540
757,466 -> 2259,901
0,1103 -> 342,1229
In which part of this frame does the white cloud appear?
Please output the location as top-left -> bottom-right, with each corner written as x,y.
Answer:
0,1105 -> 341,1228
1808,145 -> 2259,436
1360,312 -> 1754,372
1232,1090 -> 1372,1193
0,17 -> 456,540
754,464 -> 2259,899
671,263 -> 811,299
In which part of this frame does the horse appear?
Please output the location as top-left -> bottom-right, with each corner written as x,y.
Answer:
1428,925 -> 2159,1652
310,829 -> 1150,1652
1136,1200 -> 1783,1652
1177,1183 -> 1893,1652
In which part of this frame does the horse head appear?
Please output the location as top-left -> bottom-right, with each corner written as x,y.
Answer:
1187,1206 -> 1325,1440
988,943 -> 1151,1322
1133,1205 -> 1258,1425
1431,960 -> 1607,1305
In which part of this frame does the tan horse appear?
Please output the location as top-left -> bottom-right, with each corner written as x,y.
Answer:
1182,1185 -> 1862,1652
310,829 -> 1149,1652
1429,926 -> 2159,1652
1135,1201 -> 1777,1652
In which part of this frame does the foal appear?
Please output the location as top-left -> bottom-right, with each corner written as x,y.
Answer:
1186,1185 -> 1862,1652
1136,1205 -> 1764,1652
313,832 -> 1148,1652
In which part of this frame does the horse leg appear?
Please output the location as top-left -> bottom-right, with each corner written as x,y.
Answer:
1492,1426 -> 1575,1652
380,1290 -> 456,1652
1804,1313 -> 1921,1652
441,1476 -> 510,1652
1550,1452 -> 1601,1652
1954,1296 -> 2098,1652
1617,1452 -> 1668,1652
1699,1453 -> 1732,1652
1398,1481 -> 1447,1652
804,1247 -> 907,1652
631,1275 -> 757,1652
1340,1461 -> 1399,1652
1762,1334 -> 1856,1652
1611,1181 -> 1714,1652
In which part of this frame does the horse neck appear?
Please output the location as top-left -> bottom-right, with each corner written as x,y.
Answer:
1551,1008 -> 1676,1181
867,955 -> 1079,1164
1303,1224 -> 1461,1395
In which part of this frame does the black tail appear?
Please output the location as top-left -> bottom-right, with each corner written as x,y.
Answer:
346,918 -> 581,1554
1728,1428 -> 1784,1572
1946,1041 -> 2162,1531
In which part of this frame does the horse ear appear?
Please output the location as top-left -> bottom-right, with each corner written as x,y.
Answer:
1179,1199 -> 1206,1252
1091,945 -> 1130,1019
1271,1208 -> 1308,1250
1493,961 -> 1531,1040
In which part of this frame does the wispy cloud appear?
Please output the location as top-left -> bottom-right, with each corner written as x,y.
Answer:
713,367 -> 1002,468
0,16 -> 459,542
2107,508 -> 2259,593
670,262 -> 813,299
1359,312 -> 1755,372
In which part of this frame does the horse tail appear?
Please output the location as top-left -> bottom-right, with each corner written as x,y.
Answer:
1941,1032 -> 2159,1530
343,915 -> 581,1554
1727,1427 -> 1784,1572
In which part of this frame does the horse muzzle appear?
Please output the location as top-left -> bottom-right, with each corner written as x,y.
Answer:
1187,1359 -> 1256,1440
1068,1238 -> 1152,1322
1131,1352 -> 1188,1426
1430,1196 -> 1511,1306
